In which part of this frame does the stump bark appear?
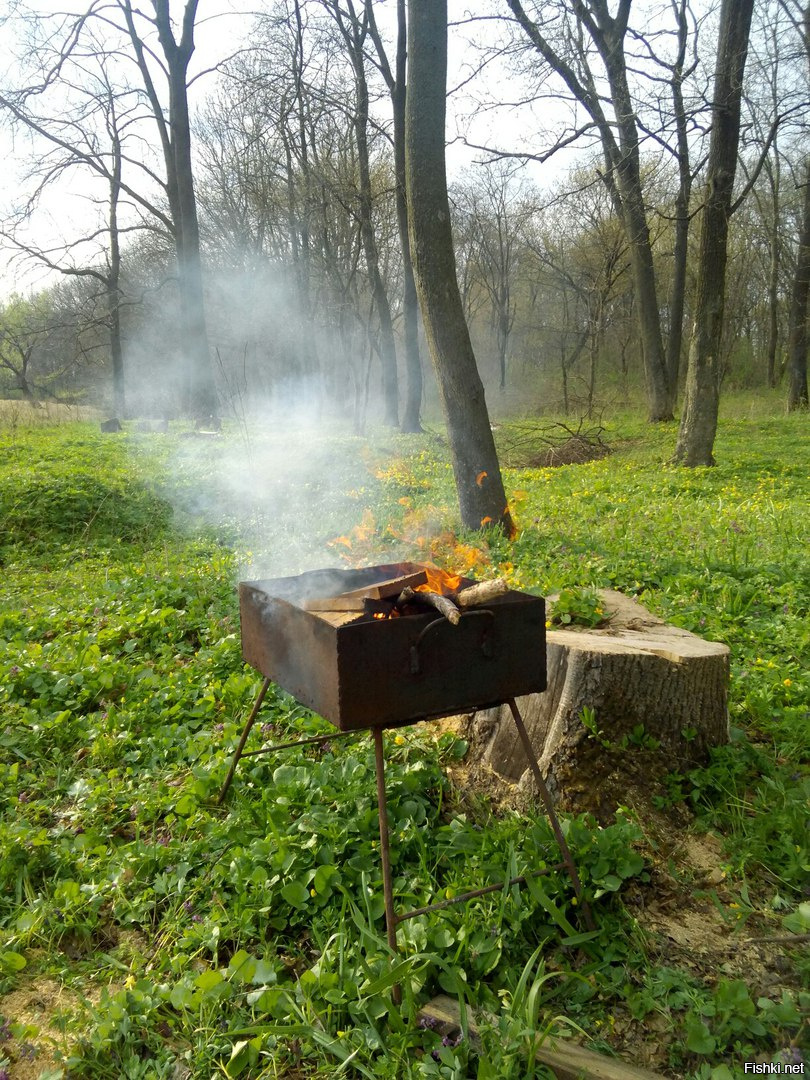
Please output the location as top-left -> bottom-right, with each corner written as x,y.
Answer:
469,590 -> 730,815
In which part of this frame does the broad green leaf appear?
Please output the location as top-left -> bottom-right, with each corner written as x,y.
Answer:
194,969 -> 224,992
281,881 -> 309,909
0,950 -> 27,973
684,1016 -> 715,1055
170,983 -> 194,1009
175,794 -> 196,816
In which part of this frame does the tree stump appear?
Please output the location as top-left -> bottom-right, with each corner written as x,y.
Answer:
468,590 -> 730,816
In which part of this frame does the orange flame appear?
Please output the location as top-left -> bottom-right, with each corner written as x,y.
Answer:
328,510 -> 377,563
476,471 -> 488,487
415,565 -> 463,596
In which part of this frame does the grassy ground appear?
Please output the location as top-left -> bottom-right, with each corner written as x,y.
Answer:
0,400 -> 807,1079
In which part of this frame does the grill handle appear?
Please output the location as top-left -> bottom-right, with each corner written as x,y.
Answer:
409,608 -> 494,675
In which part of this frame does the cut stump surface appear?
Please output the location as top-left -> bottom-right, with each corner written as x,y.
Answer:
468,590 -> 730,815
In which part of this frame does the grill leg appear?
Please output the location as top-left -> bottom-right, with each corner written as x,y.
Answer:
372,727 -> 402,1006
507,698 -> 595,931
217,677 -> 272,804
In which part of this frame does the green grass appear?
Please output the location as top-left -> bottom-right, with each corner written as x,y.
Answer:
0,406 -> 807,1078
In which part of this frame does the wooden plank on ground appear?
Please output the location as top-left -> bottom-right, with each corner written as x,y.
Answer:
418,995 -> 665,1080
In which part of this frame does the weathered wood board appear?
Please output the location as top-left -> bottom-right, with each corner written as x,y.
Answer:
419,994 -> 666,1080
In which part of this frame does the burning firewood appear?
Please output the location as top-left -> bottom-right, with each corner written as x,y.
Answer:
455,578 -> 509,608
303,571 -> 428,612
343,570 -> 428,600
397,586 -> 461,625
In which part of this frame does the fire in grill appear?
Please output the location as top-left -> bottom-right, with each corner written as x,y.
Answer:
238,561 -> 547,730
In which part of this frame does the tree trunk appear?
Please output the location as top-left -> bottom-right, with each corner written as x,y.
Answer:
766,231 -> 781,389
497,298 -> 509,391
351,49 -> 399,427
787,159 -> 810,410
18,369 -> 36,403
608,76 -> 673,421
394,0 -> 423,433
107,273 -> 125,418
674,0 -> 755,465
147,0 -> 218,420
291,0 -> 319,383
107,110 -> 125,419
665,0 -> 693,404
167,69 -> 217,419
331,1 -> 399,427
667,193 -> 690,402
765,155 -> 782,389
406,0 -> 513,535
466,591 -> 730,816
365,0 -> 422,431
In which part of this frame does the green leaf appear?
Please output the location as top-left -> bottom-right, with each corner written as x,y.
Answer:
430,928 -> 455,949
313,864 -> 338,894
250,958 -> 277,986
361,955 -> 425,997
0,950 -> 27,973
597,873 -> 622,892
783,901 -> 810,935
524,875 -> 579,939
194,969 -> 224,992
175,794 -> 196,816
559,930 -> 601,947
225,1037 -> 261,1077
170,983 -> 194,1009
281,881 -> 309,909
450,738 -> 469,759
684,1016 -> 715,1055
228,950 -> 256,984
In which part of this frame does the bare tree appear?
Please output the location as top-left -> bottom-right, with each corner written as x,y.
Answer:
116,0 -> 218,418
1,0 -> 220,418
458,163 -> 534,392
523,175 -> 630,413
655,0 -> 700,397
406,0 -> 513,535
674,0 -> 756,464
320,0 -> 399,426
0,292 -> 88,402
504,0 -> 676,421
366,0 -> 423,431
0,28 -> 180,418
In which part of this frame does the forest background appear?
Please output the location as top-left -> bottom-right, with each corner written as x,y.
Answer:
0,0 -> 808,431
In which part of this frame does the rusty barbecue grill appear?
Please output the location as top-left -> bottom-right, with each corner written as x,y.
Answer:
219,562 -> 592,999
